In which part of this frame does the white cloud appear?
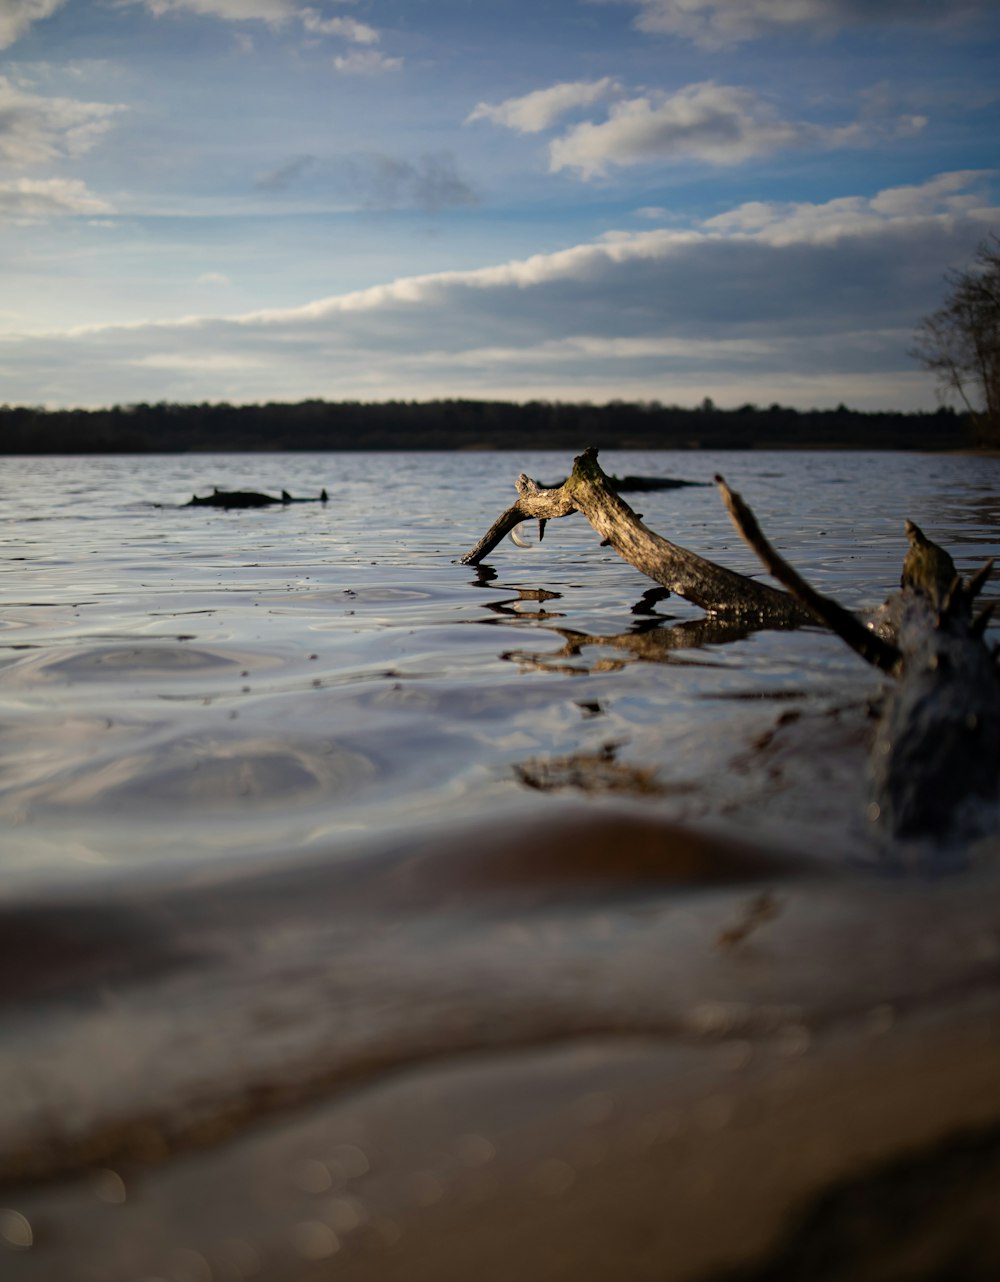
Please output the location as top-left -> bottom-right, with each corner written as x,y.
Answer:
133,351 -> 257,369
615,0 -> 987,47
470,78 -> 916,179
2,171 -> 996,409
0,76 -> 122,166
869,169 -> 992,217
705,170 -> 993,243
0,0 -> 66,51
547,82 -> 864,177
0,176 -> 113,220
196,271 -> 232,286
467,78 -> 620,134
301,9 -> 377,43
127,0 -> 385,45
334,50 -> 403,75
130,0 -> 299,21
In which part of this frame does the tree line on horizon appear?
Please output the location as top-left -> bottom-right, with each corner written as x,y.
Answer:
0,398 -> 972,455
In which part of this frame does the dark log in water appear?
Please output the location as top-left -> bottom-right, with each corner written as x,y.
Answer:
537,473 -> 710,493
610,474 -> 710,493
463,448 -> 999,844
185,487 -> 329,509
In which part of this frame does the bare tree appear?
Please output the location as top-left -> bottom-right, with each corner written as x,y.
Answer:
913,234 -> 1000,444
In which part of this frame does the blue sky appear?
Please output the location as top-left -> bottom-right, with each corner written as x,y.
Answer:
1,0 -> 997,410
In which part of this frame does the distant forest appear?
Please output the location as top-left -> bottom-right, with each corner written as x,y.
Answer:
0,398 -> 971,454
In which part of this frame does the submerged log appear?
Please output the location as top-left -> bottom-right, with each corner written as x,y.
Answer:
538,472 -> 710,493
463,448 -> 999,845
611,474 -> 709,493
186,487 -> 329,509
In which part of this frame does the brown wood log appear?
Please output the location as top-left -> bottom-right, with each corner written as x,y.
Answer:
869,544 -> 1000,842
718,480 -> 1000,844
462,448 -> 808,622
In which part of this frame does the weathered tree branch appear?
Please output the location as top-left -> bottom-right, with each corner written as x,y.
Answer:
463,448 -> 809,622
716,478 -> 1000,843
461,474 -> 579,564
715,474 -> 903,675
463,448 -> 1000,844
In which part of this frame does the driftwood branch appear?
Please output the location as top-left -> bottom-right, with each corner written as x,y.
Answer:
464,448 -> 1000,845
462,475 -> 577,561
715,480 -> 1000,843
463,448 -> 808,622
715,475 -> 903,675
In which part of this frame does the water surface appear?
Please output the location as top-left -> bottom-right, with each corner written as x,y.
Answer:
1,449 -> 997,893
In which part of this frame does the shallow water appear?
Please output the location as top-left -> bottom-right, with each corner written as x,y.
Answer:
0,448 -> 997,893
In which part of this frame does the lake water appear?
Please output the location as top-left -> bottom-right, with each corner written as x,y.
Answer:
2,448 -> 997,895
